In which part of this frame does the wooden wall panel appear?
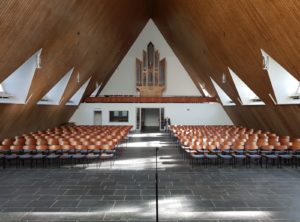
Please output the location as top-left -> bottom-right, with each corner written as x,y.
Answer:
152,0 -> 300,137
0,0 -> 151,140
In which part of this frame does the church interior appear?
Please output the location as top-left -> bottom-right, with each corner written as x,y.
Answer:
0,0 -> 300,221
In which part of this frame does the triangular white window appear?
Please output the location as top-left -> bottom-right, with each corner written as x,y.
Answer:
228,67 -> 265,105
210,77 -> 236,106
66,77 -> 91,106
90,82 -> 102,97
261,49 -> 300,104
38,68 -> 73,105
0,49 -> 41,104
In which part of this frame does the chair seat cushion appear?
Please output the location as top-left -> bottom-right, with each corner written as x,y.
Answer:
46,154 -> 60,159
19,154 -> 32,159
100,153 -> 114,158
247,154 -> 261,158
191,154 -> 204,158
205,154 -> 218,158
102,150 -> 116,153
86,154 -> 100,159
5,154 -> 18,159
72,154 -> 85,159
60,154 -> 72,159
32,154 -> 46,159
278,155 -> 292,158
219,154 -> 232,159
263,154 -> 277,158
232,154 -> 246,158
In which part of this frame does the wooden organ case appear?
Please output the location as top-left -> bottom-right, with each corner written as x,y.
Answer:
136,42 -> 166,97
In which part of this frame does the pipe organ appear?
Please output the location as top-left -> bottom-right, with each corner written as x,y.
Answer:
136,42 -> 166,97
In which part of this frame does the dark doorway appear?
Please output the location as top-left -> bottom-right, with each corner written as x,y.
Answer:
141,108 -> 160,132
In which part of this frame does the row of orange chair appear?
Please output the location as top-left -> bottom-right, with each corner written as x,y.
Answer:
169,125 -> 300,168
0,125 -> 132,168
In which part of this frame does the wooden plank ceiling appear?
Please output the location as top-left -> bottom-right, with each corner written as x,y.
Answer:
152,0 -> 300,137
0,0 -> 151,139
1,0 -> 300,139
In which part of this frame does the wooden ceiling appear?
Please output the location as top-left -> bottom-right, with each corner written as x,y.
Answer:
152,0 -> 300,137
1,0 -> 300,139
0,0 -> 151,139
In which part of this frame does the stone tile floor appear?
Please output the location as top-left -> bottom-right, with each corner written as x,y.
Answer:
0,131 -> 300,221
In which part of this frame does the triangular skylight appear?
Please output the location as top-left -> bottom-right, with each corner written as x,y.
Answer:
228,67 -> 265,105
38,68 -> 73,105
210,77 -> 236,106
90,82 -> 102,97
0,49 -> 41,104
261,49 -> 300,104
66,77 -> 91,106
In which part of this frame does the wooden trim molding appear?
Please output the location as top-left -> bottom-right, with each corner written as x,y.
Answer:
84,96 -> 217,103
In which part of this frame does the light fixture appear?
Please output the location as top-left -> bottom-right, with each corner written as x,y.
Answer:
250,96 -> 262,102
221,73 -> 226,84
262,55 -> 269,70
77,72 -> 80,83
36,49 -> 42,69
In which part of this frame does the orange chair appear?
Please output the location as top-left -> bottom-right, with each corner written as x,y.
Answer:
261,145 -> 278,168
0,139 -> 14,154
245,144 -> 262,168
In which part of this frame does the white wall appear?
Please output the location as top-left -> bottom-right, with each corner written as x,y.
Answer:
69,103 -> 233,129
143,109 -> 160,126
100,19 -> 201,97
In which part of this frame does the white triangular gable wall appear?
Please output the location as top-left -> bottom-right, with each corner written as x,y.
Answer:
67,77 -> 91,106
210,77 -> 236,106
90,82 -> 102,97
0,49 -> 41,104
38,68 -> 73,105
261,49 -> 300,104
100,19 -> 201,96
228,67 -> 265,105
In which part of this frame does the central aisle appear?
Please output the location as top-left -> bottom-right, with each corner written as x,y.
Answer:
106,131 -> 189,171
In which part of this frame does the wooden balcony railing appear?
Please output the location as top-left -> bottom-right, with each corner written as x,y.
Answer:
84,96 -> 218,103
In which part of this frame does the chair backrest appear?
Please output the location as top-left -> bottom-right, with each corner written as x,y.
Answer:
260,145 -> 274,151
25,139 -> 36,145
245,144 -> 258,150
36,139 -> 47,146
48,138 -> 59,145
2,138 -> 14,146
274,145 -> 287,151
